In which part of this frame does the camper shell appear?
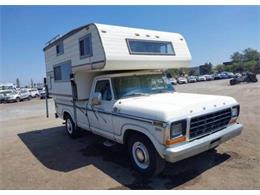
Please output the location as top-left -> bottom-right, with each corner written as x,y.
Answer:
43,23 -> 242,176
44,23 -> 191,100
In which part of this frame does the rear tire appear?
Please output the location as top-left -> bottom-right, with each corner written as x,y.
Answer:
65,115 -> 81,138
128,133 -> 165,176
16,97 -> 20,102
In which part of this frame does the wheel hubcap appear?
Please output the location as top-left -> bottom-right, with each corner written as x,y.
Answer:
132,141 -> 150,169
66,119 -> 73,134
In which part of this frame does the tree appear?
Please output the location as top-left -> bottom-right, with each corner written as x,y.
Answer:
231,52 -> 243,63
243,48 -> 260,62
16,78 -> 20,88
200,62 -> 213,75
214,64 -> 224,73
188,68 -> 196,76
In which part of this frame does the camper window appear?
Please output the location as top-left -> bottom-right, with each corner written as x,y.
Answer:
126,39 -> 175,55
53,61 -> 71,82
79,34 -> 92,58
56,42 -> 64,56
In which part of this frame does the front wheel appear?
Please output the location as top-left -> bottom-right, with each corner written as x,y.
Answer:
128,134 -> 165,176
16,97 -> 20,102
65,115 -> 81,138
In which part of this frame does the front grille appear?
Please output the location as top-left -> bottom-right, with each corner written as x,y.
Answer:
189,108 -> 231,139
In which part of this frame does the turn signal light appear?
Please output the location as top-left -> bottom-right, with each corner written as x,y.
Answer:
166,136 -> 186,146
229,117 -> 237,124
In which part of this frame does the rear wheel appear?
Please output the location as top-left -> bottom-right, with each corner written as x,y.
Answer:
65,115 -> 81,138
16,97 -> 20,102
28,96 -> 32,100
128,133 -> 165,176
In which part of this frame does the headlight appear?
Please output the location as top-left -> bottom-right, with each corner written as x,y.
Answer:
231,105 -> 240,117
170,120 -> 187,138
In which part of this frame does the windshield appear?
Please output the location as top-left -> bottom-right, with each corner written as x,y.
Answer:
112,74 -> 175,99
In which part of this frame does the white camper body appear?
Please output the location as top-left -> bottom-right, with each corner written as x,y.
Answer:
43,23 -> 242,176
44,23 -> 191,100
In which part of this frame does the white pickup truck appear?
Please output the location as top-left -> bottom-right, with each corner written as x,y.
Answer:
44,23 -> 242,175
56,70 -> 242,175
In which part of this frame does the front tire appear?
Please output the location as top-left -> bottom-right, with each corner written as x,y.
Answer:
128,134 -> 165,176
16,97 -> 20,102
65,115 -> 81,138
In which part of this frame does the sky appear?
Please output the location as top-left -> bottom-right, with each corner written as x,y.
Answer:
1,6 -> 259,86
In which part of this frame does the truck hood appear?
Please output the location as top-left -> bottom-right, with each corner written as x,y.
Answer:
114,92 -> 237,122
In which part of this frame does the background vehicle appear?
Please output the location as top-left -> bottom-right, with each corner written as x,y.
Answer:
225,72 -> 235,78
213,73 -> 222,80
204,74 -> 214,81
5,90 -> 21,102
197,75 -> 207,81
164,72 -> 177,85
19,89 -> 32,100
219,72 -> 229,79
28,88 -> 40,98
6,89 -> 31,102
187,76 -> 197,83
177,76 -> 188,84
39,88 -> 46,99
230,72 -> 258,85
0,90 -> 10,103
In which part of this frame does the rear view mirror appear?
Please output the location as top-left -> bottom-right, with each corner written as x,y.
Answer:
91,92 -> 102,105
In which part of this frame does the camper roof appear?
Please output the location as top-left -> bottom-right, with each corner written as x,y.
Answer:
44,23 -> 192,71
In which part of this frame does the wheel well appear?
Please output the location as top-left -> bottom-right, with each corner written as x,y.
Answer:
123,129 -> 149,145
63,111 -> 71,120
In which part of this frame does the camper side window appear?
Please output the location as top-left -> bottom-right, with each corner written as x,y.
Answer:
56,42 -> 64,56
79,34 -> 92,58
53,62 -> 71,82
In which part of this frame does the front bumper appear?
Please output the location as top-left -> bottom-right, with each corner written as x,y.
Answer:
164,123 -> 243,163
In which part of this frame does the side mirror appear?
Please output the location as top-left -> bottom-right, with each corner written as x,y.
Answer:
91,92 -> 102,105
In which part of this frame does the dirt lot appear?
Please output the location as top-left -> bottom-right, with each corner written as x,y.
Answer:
0,78 -> 260,189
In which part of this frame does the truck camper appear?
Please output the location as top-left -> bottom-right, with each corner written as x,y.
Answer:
43,23 -> 242,175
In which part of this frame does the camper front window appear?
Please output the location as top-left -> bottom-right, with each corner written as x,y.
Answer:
127,39 -> 175,55
79,34 -> 92,58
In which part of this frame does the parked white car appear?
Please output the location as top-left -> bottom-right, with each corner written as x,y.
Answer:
204,74 -> 214,81
164,73 -> 177,85
177,77 -> 188,84
187,76 -> 197,83
28,88 -> 40,98
6,89 -> 31,102
198,75 -> 207,81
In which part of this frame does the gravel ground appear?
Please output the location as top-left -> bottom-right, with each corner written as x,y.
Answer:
0,77 -> 259,189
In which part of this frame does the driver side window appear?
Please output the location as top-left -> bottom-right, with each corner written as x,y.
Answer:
95,80 -> 112,101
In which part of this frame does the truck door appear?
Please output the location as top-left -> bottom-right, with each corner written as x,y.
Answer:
87,79 -> 115,138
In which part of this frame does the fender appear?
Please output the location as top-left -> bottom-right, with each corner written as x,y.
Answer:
118,123 -> 166,159
62,107 -> 74,122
